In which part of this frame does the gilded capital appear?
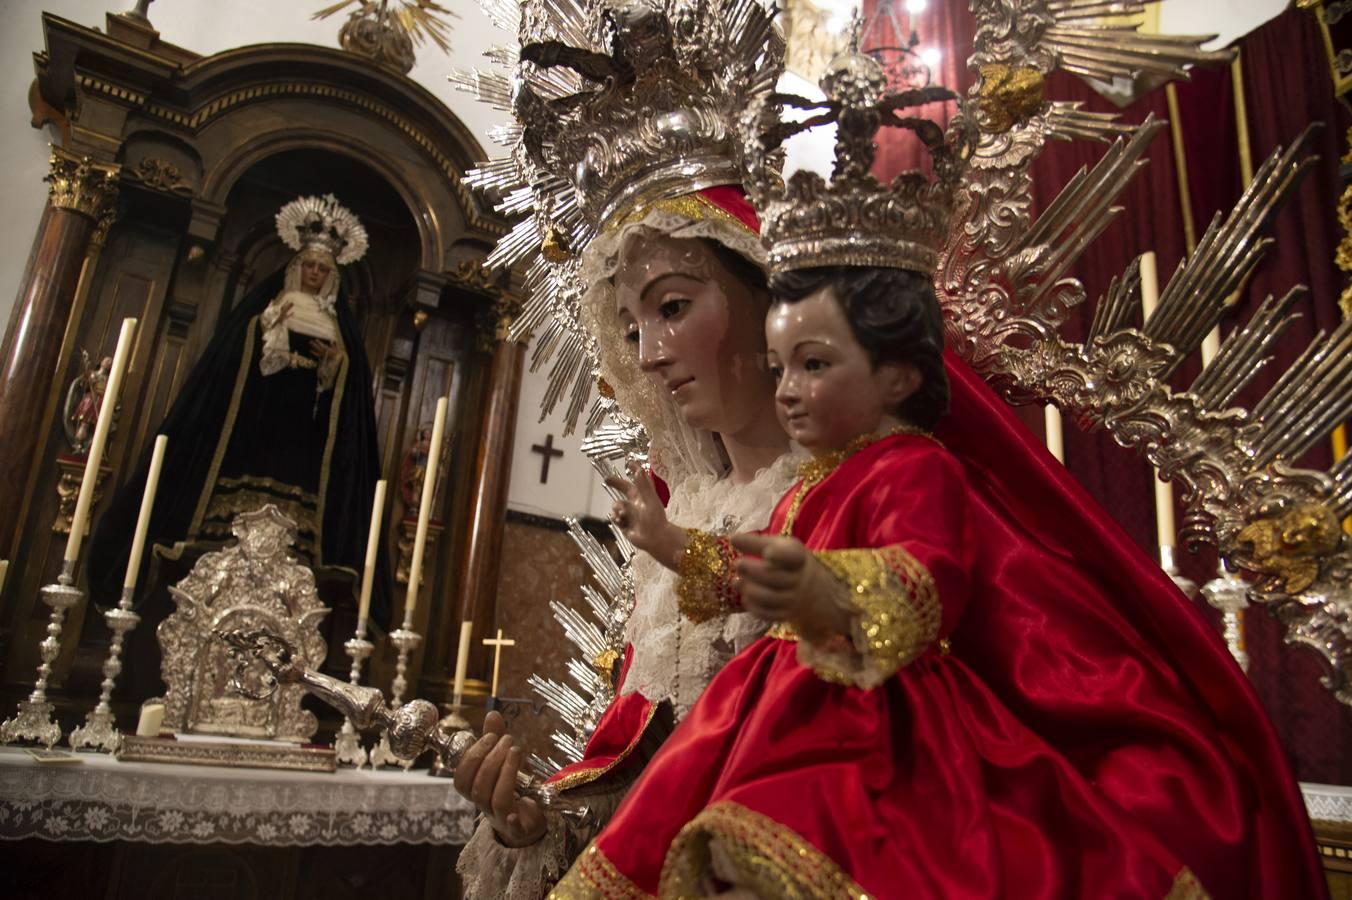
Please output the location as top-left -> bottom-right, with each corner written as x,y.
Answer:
45,147 -> 120,220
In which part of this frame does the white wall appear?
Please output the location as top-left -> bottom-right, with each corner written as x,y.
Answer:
506,340 -> 615,520
1158,0 -> 1286,51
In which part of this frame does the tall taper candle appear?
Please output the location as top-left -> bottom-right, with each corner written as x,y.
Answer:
404,396 -> 448,621
0,560 -> 7,596
123,435 -> 167,590
1043,404 -> 1064,464
452,620 -> 473,703
1138,253 -> 1176,549
357,479 -> 388,630
66,318 -> 138,562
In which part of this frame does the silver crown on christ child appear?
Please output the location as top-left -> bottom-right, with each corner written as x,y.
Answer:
275,194 -> 370,266
742,40 -> 971,276
512,0 -> 783,246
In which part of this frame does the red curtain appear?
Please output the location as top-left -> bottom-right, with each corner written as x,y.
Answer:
1221,7 -> 1352,786
868,1 -> 1352,782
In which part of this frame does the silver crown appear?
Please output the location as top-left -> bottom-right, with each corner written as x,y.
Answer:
532,0 -> 782,238
275,194 -> 369,266
744,46 -> 968,275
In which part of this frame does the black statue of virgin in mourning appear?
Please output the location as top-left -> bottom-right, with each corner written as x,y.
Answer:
88,195 -> 392,630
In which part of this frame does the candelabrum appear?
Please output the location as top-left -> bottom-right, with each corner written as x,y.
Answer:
1159,544 -> 1198,599
334,627 -> 375,768
0,561 -> 84,748
369,625 -> 422,770
214,626 -> 586,819
69,586 -> 141,752
1201,564 -> 1250,672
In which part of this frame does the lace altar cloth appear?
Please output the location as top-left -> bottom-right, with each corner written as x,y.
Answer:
0,747 -> 474,845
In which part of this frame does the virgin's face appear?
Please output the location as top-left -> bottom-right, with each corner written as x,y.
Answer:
613,234 -> 774,434
300,254 -> 333,293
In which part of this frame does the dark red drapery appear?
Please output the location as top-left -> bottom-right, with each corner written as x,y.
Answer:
867,1 -> 1352,783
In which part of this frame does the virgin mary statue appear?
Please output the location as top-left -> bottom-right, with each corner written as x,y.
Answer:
88,194 -> 390,628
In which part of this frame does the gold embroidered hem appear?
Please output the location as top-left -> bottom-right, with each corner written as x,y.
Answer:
1164,868 -> 1211,900
675,529 -> 739,625
660,801 -> 872,900
548,704 -> 661,792
800,545 -> 942,689
550,843 -> 655,900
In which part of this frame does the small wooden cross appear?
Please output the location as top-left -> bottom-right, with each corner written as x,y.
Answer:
530,434 -> 565,484
482,628 -> 516,697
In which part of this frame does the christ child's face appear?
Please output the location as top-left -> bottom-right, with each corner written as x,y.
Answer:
613,234 -> 774,434
765,287 -> 921,451
300,254 -> 334,293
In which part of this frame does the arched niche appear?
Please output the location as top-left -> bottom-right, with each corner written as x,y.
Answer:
3,14 -> 513,714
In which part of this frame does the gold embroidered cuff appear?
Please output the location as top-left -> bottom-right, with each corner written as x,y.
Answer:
661,801 -> 871,900
798,545 -> 942,689
675,529 -> 740,625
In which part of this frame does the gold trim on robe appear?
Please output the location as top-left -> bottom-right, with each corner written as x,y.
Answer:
549,842 -> 655,899
797,545 -> 943,689
660,801 -> 873,900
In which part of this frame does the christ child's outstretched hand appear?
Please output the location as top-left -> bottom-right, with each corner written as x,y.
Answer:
729,533 -> 853,640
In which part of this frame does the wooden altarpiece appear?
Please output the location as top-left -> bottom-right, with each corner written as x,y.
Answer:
0,11 -> 524,735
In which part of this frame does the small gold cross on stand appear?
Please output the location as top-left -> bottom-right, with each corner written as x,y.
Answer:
482,628 -> 516,697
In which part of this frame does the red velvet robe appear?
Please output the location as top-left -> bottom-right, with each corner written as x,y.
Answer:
561,433 -> 1214,898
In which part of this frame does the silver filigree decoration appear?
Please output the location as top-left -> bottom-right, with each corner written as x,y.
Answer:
158,505 -> 329,741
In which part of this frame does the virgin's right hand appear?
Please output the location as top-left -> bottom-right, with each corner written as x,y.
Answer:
452,711 -> 547,848
605,462 -> 687,569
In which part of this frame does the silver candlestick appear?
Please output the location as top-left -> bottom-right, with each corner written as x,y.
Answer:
369,626 -> 422,769
1159,544 -> 1198,599
334,623 -> 375,768
1,561 -> 84,748
69,586 -> 141,752
1201,563 -> 1250,672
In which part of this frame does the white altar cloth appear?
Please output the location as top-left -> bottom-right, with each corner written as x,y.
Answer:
0,746 -> 475,845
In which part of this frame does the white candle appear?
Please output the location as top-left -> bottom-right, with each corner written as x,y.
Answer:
123,435 -> 167,590
1201,328 -> 1221,368
135,701 -> 164,737
1043,404 -> 1065,464
357,479 -> 387,630
66,317 -> 138,562
403,396 -> 448,622
1139,253 -> 1176,550
1138,251 -> 1159,322
451,620 -> 473,703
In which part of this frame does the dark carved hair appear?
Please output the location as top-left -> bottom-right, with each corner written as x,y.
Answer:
768,266 -> 950,430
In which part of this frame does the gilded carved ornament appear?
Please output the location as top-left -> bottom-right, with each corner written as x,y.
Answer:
1235,502 -> 1345,595
45,146 -> 119,220
977,64 -> 1047,133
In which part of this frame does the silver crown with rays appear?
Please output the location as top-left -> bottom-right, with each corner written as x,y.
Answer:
274,193 -> 369,266
743,40 -> 969,276
453,0 -> 783,433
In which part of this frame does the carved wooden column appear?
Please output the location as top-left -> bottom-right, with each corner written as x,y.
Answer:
0,148 -> 118,558
451,295 -> 525,686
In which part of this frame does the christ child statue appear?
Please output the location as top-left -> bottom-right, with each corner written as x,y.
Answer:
574,265 -> 1194,898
